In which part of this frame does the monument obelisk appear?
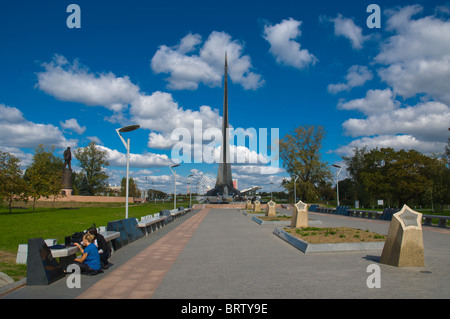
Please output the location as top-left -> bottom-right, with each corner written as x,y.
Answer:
206,52 -> 240,201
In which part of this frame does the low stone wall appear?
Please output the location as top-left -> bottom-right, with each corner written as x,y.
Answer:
204,204 -> 246,209
193,203 -> 291,210
36,195 -> 134,203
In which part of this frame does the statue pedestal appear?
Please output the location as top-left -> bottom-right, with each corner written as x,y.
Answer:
61,189 -> 73,196
62,168 -> 73,195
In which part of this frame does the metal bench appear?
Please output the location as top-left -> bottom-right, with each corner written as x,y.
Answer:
422,215 -> 450,228
348,209 -> 383,219
138,215 -> 168,235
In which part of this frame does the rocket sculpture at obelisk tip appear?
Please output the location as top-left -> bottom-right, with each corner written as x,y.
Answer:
206,52 -> 240,201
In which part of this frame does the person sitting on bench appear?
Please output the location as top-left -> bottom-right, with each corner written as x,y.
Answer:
88,228 -> 111,269
71,233 -> 102,275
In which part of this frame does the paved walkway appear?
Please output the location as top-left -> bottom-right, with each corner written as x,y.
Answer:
77,209 -> 210,299
3,207 -> 450,299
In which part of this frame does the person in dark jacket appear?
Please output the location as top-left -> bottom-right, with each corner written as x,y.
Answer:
88,228 -> 111,269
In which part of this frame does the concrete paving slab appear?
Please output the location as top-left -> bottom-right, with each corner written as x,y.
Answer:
2,208 -> 450,300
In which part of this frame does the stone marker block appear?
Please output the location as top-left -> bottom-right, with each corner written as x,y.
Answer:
380,205 -> 425,267
16,244 -> 28,264
291,200 -> 309,228
265,200 -> 276,217
253,200 -> 261,212
246,200 -> 252,210
26,238 -> 65,286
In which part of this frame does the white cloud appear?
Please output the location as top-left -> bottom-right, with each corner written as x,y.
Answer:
177,32 -> 202,54
36,55 -> 277,168
342,101 -> 450,142
95,145 -> 174,168
37,54 -> 140,112
0,104 -> 24,123
0,104 -> 77,150
0,146 -> 34,168
328,14 -> 368,49
87,136 -> 102,145
263,18 -> 317,69
337,88 -> 399,115
233,165 -> 285,175
333,135 -> 446,157
130,91 -> 222,135
151,31 -> 264,90
148,132 -> 176,150
36,55 -> 224,152
328,65 -> 373,94
375,5 -> 450,104
60,118 -> 86,134
333,6 -> 450,157
334,99 -> 449,156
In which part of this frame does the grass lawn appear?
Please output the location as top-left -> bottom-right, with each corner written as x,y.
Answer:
0,200 -> 190,281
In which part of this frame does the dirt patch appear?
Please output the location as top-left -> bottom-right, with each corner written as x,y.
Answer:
259,215 -> 291,221
283,227 -> 385,244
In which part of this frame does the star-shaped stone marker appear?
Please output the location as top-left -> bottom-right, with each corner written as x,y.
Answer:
398,207 -> 419,227
296,201 -> 307,211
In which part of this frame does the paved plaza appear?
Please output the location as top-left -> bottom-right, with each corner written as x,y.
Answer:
2,207 -> 450,300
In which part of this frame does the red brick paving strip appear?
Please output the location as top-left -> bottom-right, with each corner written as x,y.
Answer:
76,209 -> 210,299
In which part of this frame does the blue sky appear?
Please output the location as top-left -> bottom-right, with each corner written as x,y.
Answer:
1,0 -> 449,194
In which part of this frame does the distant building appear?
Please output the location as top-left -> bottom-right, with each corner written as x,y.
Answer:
108,185 -> 121,196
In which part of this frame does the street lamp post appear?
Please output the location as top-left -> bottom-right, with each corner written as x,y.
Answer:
170,164 -> 180,210
116,124 -> 140,219
270,182 -> 274,201
293,175 -> 299,204
187,174 -> 193,208
152,179 -> 155,204
332,164 -> 343,207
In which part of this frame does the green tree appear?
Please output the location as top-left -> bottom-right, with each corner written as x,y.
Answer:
0,151 -> 28,213
425,155 -> 450,214
74,142 -> 110,195
23,145 -> 64,211
279,125 -> 332,202
445,137 -> 450,166
149,189 -> 167,199
342,147 -> 373,207
359,148 -> 432,207
120,177 -> 139,197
